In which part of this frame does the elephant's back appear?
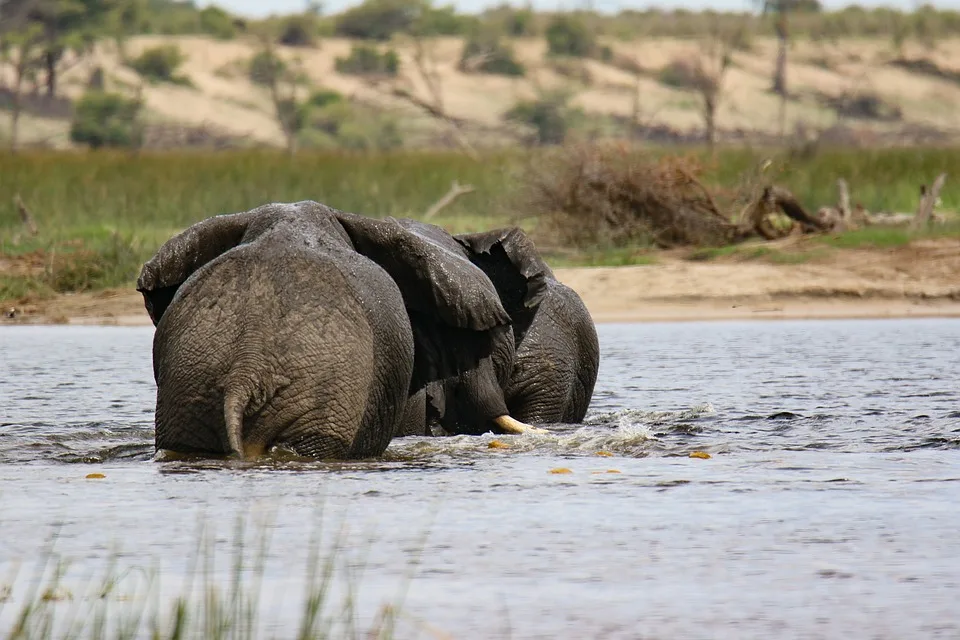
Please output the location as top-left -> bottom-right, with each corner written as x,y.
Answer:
153,240 -> 412,457
510,280 -> 600,423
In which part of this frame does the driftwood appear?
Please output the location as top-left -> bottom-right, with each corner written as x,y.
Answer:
837,178 -> 851,225
910,173 -> 947,230
14,194 -> 38,236
815,178 -> 871,232
423,181 -> 475,219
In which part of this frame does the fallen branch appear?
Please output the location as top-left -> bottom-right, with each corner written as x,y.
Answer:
765,186 -> 828,231
14,193 -> 38,236
424,181 -> 475,219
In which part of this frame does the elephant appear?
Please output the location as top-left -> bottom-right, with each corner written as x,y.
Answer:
383,218 -> 543,437
135,200 -> 539,461
454,228 -> 600,424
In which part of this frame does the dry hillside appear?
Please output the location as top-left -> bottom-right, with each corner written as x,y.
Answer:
6,34 -> 960,148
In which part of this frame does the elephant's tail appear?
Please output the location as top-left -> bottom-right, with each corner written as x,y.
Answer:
223,384 -> 250,458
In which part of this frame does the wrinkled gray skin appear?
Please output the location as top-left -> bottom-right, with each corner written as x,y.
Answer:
455,228 -> 600,424
387,219 -> 518,437
136,201 -> 519,460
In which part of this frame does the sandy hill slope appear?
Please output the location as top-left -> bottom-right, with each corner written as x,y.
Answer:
8,34 -> 960,148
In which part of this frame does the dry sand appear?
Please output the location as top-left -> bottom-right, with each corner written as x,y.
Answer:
5,239 -> 960,326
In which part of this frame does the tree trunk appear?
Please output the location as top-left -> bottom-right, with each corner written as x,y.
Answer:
773,14 -> 788,95
703,93 -> 716,151
44,49 -> 57,97
773,11 -> 788,138
10,57 -> 25,152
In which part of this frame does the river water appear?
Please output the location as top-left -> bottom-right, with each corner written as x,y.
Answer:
0,320 -> 958,639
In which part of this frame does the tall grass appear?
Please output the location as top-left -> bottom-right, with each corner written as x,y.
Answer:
0,149 -> 524,239
0,146 -> 957,301
1,509 -> 426,639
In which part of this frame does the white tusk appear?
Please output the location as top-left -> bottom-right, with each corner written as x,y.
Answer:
493,415 -> 548,435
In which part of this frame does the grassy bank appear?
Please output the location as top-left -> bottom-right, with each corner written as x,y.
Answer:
1,146 -> 958,302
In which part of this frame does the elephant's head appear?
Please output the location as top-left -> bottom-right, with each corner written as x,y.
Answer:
456,226 -> 600,426
454,227 -> 554,345
337,215 -> 545,436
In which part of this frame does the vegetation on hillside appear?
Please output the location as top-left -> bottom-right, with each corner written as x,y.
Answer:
4,0 -> 960,153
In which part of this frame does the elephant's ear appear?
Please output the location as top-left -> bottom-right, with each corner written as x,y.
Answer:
454,227 -> 552,317
136,211 -> 261,326
334,211 -> 511,390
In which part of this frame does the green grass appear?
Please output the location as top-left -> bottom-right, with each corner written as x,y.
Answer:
0,148 -> 526,301
2,146 -> 959,301
767,248 -> 829,264
686,245 -> 745,261
687,244 -> 830,264
3,510 -> 422,639
817,222 -> 960,249
543,246 -> 659,267
691,146 -> 960,217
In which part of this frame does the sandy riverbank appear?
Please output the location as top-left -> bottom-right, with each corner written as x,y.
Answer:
4,240 -> 960,326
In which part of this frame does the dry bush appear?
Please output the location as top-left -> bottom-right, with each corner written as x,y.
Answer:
658,58 -> 704,90
522,143 -> 738,249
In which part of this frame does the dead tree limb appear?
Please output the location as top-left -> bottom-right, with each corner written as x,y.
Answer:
424,181 -> 475,219
14,193 -> 38,236
910,173 -> 947,230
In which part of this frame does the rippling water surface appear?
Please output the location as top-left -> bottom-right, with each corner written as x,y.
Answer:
1,320 -> 958,638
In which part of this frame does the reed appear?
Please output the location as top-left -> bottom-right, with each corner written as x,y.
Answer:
0,145 -> 957,300
1,509 -> 423,639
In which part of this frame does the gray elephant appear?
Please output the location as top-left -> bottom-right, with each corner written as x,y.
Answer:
389,221 -> 600,436
384,218 -> 540,437
454,228 -> 600,424
136,201 -> 537,461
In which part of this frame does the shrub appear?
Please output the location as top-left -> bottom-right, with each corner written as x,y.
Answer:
278,14 -> 318,47
505,7 -> 535,36
459,30 -> 525,76
249,50 -> 286,86
69,91 -> 143,149
299,100 -> 404,150
545,15 -> 595,58
829,92 -> 903,121
128,45 -> 190,85
480,5 -> 537,37
304,90 -> 344,110
657,59 -> 703,89
504,92 -> 578,145
334,0 -> 423,40
335,45 -> 399,76
198,6 -> 238,39
523,144 -> 736,249
414,4 -> 471,36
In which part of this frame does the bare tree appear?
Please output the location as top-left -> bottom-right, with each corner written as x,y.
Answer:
1,24 -> 45,150
255,37 -> 305,155
693,22 -> 744,150
762,0 -> 797,138
363,34 -> 479,158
